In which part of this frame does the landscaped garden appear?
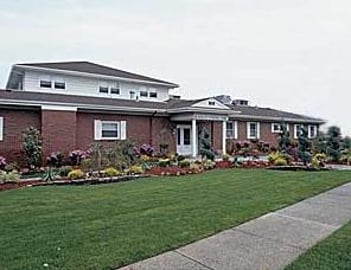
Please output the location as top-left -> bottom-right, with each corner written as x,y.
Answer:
285,221 -> 351,270
1,169 -> 350,269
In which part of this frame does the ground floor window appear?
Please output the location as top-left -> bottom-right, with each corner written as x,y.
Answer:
94,120 -> 126,140
226,121 -> 237,139
247,122 -> 260,139
308,125 -> 318,138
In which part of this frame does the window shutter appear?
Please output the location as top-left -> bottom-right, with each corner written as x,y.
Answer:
0,117 -> 3,141
120,121 -> 127,140
234,121 -> 238,139
94,120 -> 102,140
257,122 -> 261,139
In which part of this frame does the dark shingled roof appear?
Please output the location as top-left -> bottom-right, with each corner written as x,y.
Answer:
228,104 -> 324,123
17,61 -> 178,87
0,90 -> 324,123
0,90 -> 169,110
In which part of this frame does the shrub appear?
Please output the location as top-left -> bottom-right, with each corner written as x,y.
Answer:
69,150 -> 87,166
176,155 -> 186,162
108,140 -> 137,170
274,157 -> 288,166
140,155 -> 150,162
129,165 -> 144,174
222,154 -> 230,161
46,152 -> 64,167
68,169 -> 85,180
340,152 -> 351,165
102,167 -> 120,177
0,156 -> 7,170
22,127 -> 42,169
297,126 -> 312,165
203,160 -> 216,170
4,162 -> 19,173
199,127 -> 215,160
179,159 -> 191,168
139,144 -> 154,156
158,158 -> 171,167
311,153 -> 327,167
326,126 -> 342,162
58,166 -> 73,177
0,171 -> 20,183
189,163 -> 202,173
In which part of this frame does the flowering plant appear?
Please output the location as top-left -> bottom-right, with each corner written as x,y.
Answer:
46,152 -> 64,167
69,150 -> 88,166
139,143 -> 154,156
0,156 -> 7,170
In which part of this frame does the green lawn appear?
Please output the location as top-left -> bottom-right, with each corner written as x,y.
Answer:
0,169 -> 350,270
285,222 -> 351,270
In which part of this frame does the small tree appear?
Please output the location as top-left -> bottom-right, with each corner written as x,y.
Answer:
313,131 -> 327,154
297,126 -> 312,165
22,127 -> 42,169
278,123 -> 291,153
326,126 -> 342,162
199,127 -> 215,160
341,136 -> 351,151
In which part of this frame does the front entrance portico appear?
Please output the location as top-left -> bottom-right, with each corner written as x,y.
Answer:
172,113 -> 229,158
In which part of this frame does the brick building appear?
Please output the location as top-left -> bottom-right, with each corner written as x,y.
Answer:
0,61 -> 324,163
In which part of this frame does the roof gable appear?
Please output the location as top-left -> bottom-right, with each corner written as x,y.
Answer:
16,61 -> 178,87
191,97 -> 230,110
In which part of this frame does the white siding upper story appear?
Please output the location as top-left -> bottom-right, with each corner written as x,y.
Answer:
21,70 -> 171,102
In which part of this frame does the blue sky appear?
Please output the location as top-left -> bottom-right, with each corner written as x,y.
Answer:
0,0 -> 350,135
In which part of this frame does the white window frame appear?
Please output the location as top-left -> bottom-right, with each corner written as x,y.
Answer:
39,75 -> 52,89
294,124 -> 306,139
94,120 -> 127,140
226,121 -> 238,139
140,90 -> 148,98
271,123 -> 289,133
0,117 -> 3,141
308,125 -> 318,139
247,122 -> 260,139
149,91 -> 158,98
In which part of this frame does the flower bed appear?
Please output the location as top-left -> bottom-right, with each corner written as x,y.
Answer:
0,180 -> 42,192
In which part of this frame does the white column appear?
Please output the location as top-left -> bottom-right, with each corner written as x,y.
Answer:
192,118 -> 197,158
222,121 -> 226,155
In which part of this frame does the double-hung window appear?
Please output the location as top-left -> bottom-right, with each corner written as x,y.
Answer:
247,122 -> 260,139
94,120 -> 127,140
226,121 -> 237,139
308,125 -> 318,139
271,123 -> 289,133
294,124 -> 305,139
39,75 -> 52,89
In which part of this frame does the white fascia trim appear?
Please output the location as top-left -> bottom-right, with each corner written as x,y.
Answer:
42,105 -> 77,111
229,114 -> 325,124
14,65 -> 179,88
167,107 -> 236,115
0,99 -> 167,114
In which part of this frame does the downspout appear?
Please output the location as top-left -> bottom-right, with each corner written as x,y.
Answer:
149,110 -> 157,146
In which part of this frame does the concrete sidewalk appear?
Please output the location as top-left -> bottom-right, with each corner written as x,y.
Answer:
119,182 -> 351,270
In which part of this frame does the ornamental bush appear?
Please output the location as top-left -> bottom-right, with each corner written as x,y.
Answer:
103,167 -> 120,177
22,127 -> 42,169
326,126 -> 342,162
68,169 -> 85,180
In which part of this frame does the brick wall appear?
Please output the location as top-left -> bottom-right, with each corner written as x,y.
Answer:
41,110 -> 77,159
76,112 -> 175,153
0,108 -> 41,164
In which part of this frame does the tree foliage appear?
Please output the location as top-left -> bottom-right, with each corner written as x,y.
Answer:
326,126 -> 342,161
297,126 -> 312,165
278,123 -> 291,153
22,127 -> 42,169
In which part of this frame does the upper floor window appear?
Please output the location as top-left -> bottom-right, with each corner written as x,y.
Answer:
140,91 -> 148,98
54,82 -> 66,90
99,86 -> 109,93
208,101 -> 216,106
129,91 -> 136,99
149,92 -> 157,98
110,87 -> 120,95
40,80 -> 52,88
247,122 -> 260,139
226,121 -> 237,139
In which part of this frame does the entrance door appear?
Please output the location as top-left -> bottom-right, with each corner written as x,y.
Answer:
176,125 -> 192,155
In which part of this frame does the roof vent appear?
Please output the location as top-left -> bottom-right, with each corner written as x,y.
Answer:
169,95 -> 181,100
232,99 -> 250,106
215,95 -> 232,104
